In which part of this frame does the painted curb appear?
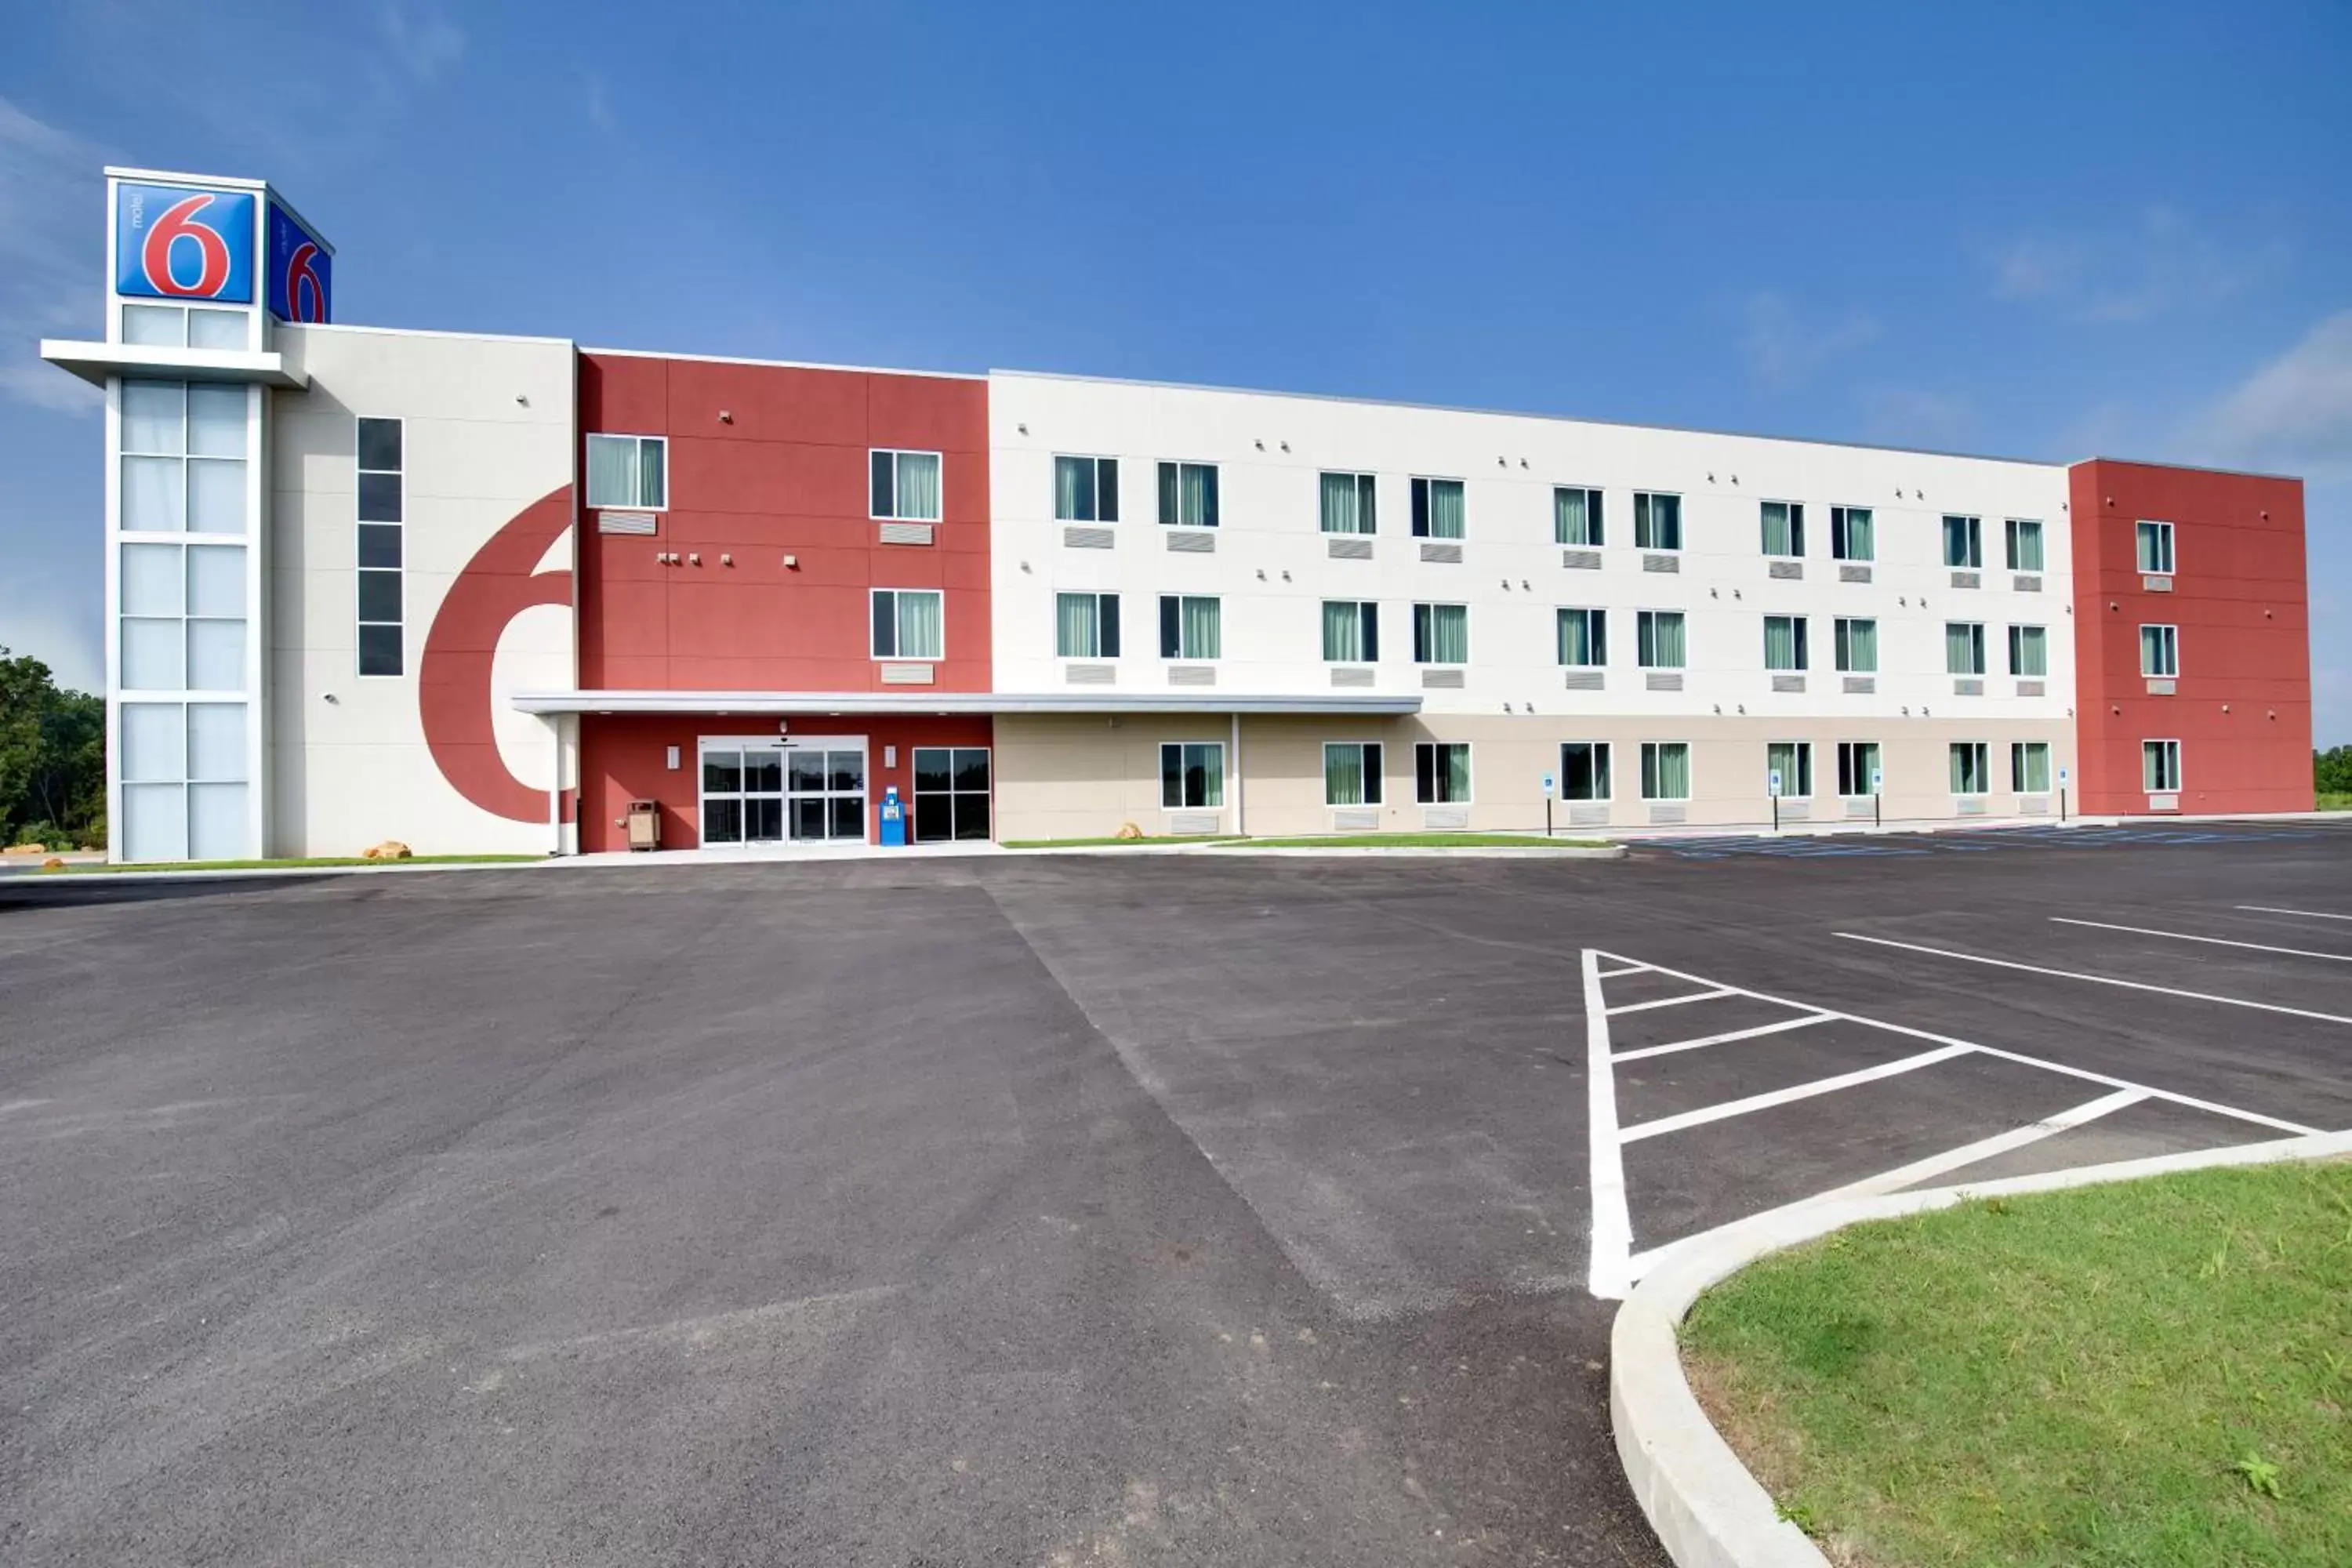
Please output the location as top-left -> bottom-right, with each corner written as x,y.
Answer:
1610,1127 -> 2352,1568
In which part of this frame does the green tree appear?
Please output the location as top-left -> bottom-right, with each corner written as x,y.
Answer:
2317,746 -> 2352,796
0,648 -> 106,848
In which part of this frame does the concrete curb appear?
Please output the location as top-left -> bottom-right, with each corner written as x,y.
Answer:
1610,1127 -> 2352,1568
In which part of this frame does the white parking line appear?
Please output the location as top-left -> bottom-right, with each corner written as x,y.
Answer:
1594,963 -> 1653,979
1611,1011 -> 1833,1063
2049,916 -> 2352,963
2235,904 -> 2352,923
1617,1044 -> 1974,1144
1583,949 -> 1634,1300
1625,1087 -> 2149,1277
1604,987 -> 1736,1017
1837,931 -> 2352,1026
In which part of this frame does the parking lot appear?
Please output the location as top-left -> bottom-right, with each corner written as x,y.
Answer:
5,822 -> 2350,1566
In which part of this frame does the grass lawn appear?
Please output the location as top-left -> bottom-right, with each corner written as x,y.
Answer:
45,854 -> 542,873
2317,791 -> 2352,812
1680,1160 -> 2352,1566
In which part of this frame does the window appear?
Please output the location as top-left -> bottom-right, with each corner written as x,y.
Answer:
2005,518 -> 2045,572
1158,594 -> 1221,659
1557,607 -> 1606,667
1946,622 -> 1987,676
1555,486 -> 1603,546
870,588 -> 944,659
2140,623 -> 2179,677
1410,477 -> 1465,539
1319,471 -> 1377,534
1636,610 -> 1686,668
2143,739 -> 2182,793
1760,501 -> 1805,557
1943,514 -> 1983,568
1634,492 -> 1682,550
1157,461 -> 1220,527
1836,741 -> 1881,798
869,449 -> 942,521
119,542 -> 247,693
356,416 -> 403,677
1640,742 -> 1690,800
1766,741 -> 1813,798
585,434 -> 666,510
121,303 -> 246,350
1949,741 -> 1991,796
122,379 -> 249,535
1054,592 -> 1120,658
1560,742 -> 1612,801
1324,742 -> 1384,806
1833,617 -> 1877,673
2012,742 -> 2051,793
1322,600 -> 1379,662
913,746 -> 992,843
1412,603 -> 1469,664
1161,742 -> 1225,808
2136,521 -> 2175,575
118,700 -> 250,862
1762,615 -> 1809,671
2009,624 -> 2048,677
1831,506 -> 1874,561
1054,456 -> 1118,522
1414,742 -> 1472,804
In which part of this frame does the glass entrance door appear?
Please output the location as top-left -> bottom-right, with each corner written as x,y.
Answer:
701,745 -> 783,845
913,746 -> 991,842
787,746 -> 867,841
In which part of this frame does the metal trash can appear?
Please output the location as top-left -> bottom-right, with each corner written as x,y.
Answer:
625,799 -> 661,851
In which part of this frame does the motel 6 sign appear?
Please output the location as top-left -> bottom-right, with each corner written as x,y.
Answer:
113,178 -> 332,324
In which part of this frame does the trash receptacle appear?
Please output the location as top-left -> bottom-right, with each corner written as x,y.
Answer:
625,799 -> 661,851
878,786 -> 907,847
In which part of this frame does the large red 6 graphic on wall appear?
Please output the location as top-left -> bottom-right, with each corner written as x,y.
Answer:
421,485 -> 573,822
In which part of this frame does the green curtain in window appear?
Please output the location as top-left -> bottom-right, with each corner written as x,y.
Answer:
1951,745 -> 1976,793
2140,626 -> 2166,675
2016,745 -> 2049,792
586,437 -> 637,508
1767,742 -> 1800,796
1323,601 -> 1363,662
897,592 -> 943,659
1558,610 -> 1597,665
895,453 -> 940,521
1764,617 -> 1797,670
1325,744 -> 1365,805
1427,480 -> 1465,539
1054,456 -> 1087,521
1947,623 -> 1979,674
1443,744 -> 1471,800
1183,597 -> 1221,659
1056,593 -> 1098,657
1320,473 -> 1361,534
1761,503 -> 1793,556
1840,508 -> 1874,561
1555,488 -> 1588,545
2010,521 -> 2044,572
1181,463 -> 1216,526
1648,612 -> 1685,666
1840,619 -> 1877,672
2143,745 -> 2162,791
2016,626 -> 2047,677
1196,743 -> 1225,806
1428,604 -> 1468,662
1646,743 -> 1689,799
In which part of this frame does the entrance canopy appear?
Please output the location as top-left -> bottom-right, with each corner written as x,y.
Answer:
512,690 -> 1425,717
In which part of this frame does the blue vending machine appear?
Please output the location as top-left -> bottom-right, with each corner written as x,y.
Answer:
879,785 -> 907,847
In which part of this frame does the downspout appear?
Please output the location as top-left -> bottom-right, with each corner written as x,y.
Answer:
1232,710 -> 1244,837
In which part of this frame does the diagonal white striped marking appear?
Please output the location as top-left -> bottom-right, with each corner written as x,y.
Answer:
1838,931 -> 2352,1027
2234,904 -> 2352,923
1612,1011 -> 1833,1063
1624,1087 -> 2148,1279
1584,949 -> 1633,1299
2050,916 -> 2352,964
1604,987 -> 1735,1017
1618,1044 -> 1976,1144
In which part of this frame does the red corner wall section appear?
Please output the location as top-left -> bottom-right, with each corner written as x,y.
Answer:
2067,459 -> 2311,815
577,354 -> 991,692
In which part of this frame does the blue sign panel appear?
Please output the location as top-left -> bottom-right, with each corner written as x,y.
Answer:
266,200 -> 332,323
115,183 -> 255,303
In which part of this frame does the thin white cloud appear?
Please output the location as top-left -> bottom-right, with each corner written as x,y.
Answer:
0,96 -> 104,415
380,2 -> 466,82
1856,387 -> 1977,450
1989,238 -> 2084,302
2198,310 -> 2352,479
1739,292 -> 1879,393
1987,207 -> 2287,326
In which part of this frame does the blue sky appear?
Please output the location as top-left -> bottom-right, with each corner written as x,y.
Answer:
3,2 -> 2347,739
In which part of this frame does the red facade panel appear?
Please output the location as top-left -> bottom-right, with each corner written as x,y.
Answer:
2067,459 -> 2311,815
577,714 -> 995,852
576,353 -> 992,695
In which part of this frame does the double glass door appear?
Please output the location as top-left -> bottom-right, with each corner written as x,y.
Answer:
701,739 -> 866,845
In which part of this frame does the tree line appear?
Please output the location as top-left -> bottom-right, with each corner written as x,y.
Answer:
1,649 -> 104,850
